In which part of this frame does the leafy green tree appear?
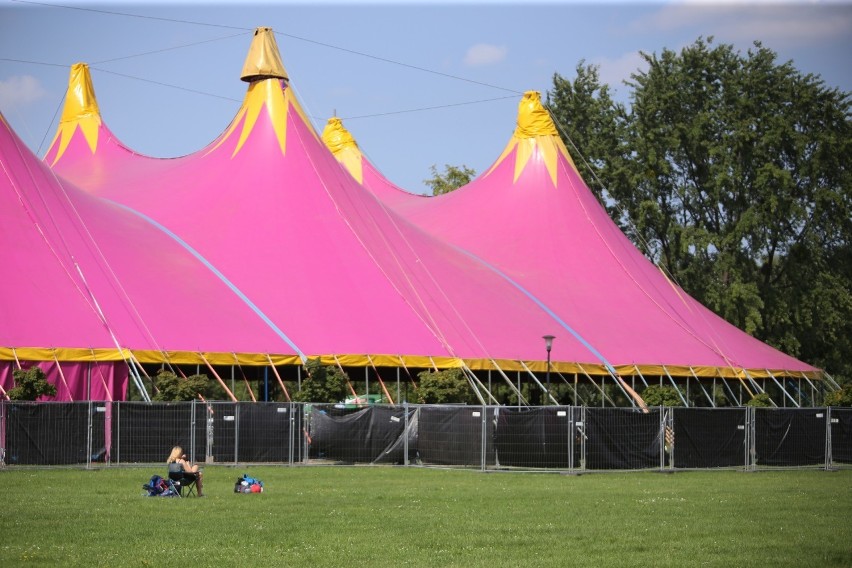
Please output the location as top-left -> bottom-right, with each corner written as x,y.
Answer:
824,382 -> 852,407
293,358 -> 349,403
416,368 -> 477,404
8,367 -> 57,400
424,164 -> 476,196
547,61 -> 631,215
547,37 -> 852,383
152,370 -> 224,401
745,392 -> 774,407
641,385 -> 684,407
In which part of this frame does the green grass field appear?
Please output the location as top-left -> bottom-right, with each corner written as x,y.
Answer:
1,466 -> 849,567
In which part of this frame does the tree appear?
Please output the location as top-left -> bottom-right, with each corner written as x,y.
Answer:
7,367 -> 56,400
292,358 -> 350,403
152,370 -> 224,401
547,61 -> 632,215
423,164 -> 476,196
824,382 -> 852,407
547,38 -> 852,383
416,368 -> 477,404
641,385 -> 684,407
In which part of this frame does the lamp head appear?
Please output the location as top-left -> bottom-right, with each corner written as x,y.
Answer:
542,334 -> 555,351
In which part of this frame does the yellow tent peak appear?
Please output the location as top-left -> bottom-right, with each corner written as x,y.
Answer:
322,117 -> 364,184
48,62 -> 102,164
322,117 -> 360,156
514,91 -> 558,138
241,27 -> 289,82
60,63 -> 101,124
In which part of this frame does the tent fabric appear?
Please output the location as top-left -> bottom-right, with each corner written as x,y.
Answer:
388,91 -> 819,380
322,116 -> 426,209
43,60 -> 613,373
2,28 -> 820,400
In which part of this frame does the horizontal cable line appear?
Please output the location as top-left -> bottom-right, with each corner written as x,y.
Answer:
11,0 -> 251,30
340,95 -> 520,121
93,32 -> 249,64
90,67 -> 241,103
276,31 -> 523,95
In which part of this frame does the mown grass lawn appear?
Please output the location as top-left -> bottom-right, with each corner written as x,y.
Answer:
1,466 -> 849,567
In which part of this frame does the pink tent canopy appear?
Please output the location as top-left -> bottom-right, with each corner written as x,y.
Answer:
3,29 -> 819,403
388,91 -> 818,379
40,33 -> 603,376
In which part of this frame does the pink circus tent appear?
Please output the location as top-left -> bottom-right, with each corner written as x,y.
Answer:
390,91 -> 818,380
38,30 -> 603,381
2,28 -> 819,402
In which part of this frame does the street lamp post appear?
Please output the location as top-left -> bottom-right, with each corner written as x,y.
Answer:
543,335 -> 555,405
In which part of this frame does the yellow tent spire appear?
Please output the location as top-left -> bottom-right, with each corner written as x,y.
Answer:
48,62 -> 102,164
241,27 -> 288,82
322,117 -> 364,183
485,90 -> 579,185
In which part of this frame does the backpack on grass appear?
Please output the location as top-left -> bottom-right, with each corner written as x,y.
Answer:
143,474 -> 177,497
234,473 -> 264,494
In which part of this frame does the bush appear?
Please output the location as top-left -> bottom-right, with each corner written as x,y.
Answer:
292,358 -> 349,403
745,392 -> 773,407
7,366 -> 57,400
416,368 -> 477,404
641,385 -> 684,407
824,382 -> 852,407
152,370 -> 223,401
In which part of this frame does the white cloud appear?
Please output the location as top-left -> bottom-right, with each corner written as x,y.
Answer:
463,43 -> 508,67
0,75 -> 47,109
593,51 -> 649,87
630,3 -> 852,47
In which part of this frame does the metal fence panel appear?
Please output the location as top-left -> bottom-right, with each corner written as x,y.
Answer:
417,405 -> 496,468
830,407 -> 852,465
672,407 -> 747,469
584,408 -> 663,470
754,408 -> 827,467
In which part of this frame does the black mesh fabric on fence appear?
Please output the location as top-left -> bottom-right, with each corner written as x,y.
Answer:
236,402 -> 302,463
494,406 -> 579,468
830,408 -> 852,464
2,402 -> 850,470
4,402 -> 103,465
308,404 -> 411,464
672,407 -> 747,469
754,408 -> 826,467
418,406 -> 496,467
115,402 -> 199,463
584,407 -> 663,470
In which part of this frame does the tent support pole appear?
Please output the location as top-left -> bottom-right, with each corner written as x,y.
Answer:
463,364 -> 499,405
200,354 -> 237,402
662,366 -> 689,407
521,361 -> 558,405
265,354 -> 290,402
690,367 -> 715,407
766,370 -> 799,408
556,370 -> 585,406
577,364 -> 616,408
489,360 -> 526,406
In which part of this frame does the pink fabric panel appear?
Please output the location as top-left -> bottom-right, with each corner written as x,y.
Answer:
3,116 -> 301,357
399,143 -> 816,373
0,361 -> 128,401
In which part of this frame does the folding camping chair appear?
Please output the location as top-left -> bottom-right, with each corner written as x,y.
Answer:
167,470 -> 198,497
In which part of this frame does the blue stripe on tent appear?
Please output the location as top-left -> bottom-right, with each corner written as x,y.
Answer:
454,246 -> 617,376
110,201 -> 306,361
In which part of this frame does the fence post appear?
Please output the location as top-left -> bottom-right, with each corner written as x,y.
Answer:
826,406 -> 833,471
403,401 -> 409,467
85,400 -> 92,470
0,400 -> 5,467
190,399 -> 196,462
206,402 -> 214,464
480,404 -> 487,472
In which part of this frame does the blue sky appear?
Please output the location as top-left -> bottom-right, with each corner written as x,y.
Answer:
1,1 -> 850,194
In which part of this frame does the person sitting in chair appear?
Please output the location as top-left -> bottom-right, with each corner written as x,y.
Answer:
167,446 -> 204,497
